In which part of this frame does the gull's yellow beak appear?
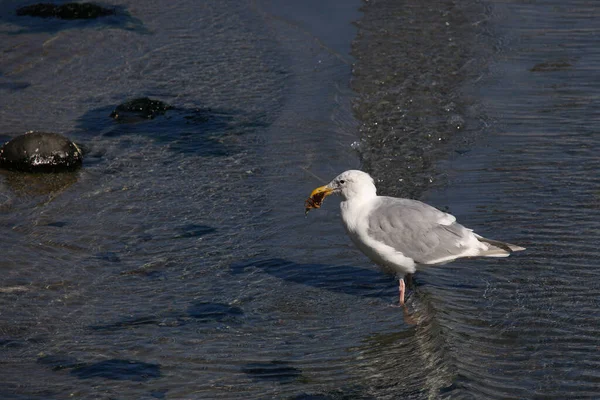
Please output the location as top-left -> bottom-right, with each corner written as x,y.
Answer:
305,185 -> 334,215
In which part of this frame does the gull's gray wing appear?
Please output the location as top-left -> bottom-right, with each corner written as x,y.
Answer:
366,196 -> 474,264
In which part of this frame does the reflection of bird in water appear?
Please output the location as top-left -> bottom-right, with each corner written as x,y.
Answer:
306,170 -> 525,306
349,288 -> 455,399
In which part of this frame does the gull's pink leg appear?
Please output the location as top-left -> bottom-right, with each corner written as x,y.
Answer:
398,278 -> 406,306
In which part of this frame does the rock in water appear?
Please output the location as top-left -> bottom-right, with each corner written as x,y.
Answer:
110,98 -> 173,122
16,3 -> 115,19
0,132 -> 83,172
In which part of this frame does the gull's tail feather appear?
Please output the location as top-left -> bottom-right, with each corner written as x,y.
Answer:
475,234 -> 526,257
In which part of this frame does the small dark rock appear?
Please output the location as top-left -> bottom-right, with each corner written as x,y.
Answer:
16,3 -> 58,17
0,131 -> 83,172
110,98 -> 173,122
16,3 -> 115,19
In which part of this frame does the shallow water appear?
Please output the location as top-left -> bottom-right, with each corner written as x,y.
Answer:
421,2 -> 600,397
1,0 -> 600,399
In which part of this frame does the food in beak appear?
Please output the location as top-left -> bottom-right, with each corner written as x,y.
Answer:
304,187 -> 330,215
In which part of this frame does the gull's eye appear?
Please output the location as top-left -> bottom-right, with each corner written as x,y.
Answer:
339,179 -> 345,184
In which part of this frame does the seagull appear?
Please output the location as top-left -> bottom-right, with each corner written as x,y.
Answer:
305,170 -> 525,305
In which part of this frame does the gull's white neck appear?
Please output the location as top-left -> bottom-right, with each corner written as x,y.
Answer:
341,180 -> 377,202
339,182 -> 378,233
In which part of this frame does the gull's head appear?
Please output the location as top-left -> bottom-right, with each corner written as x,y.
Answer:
308,170 -> 377,207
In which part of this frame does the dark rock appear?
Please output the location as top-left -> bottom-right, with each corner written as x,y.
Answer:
16,3 -> 115,19
110,98 -> 173,122
0,132 -> 83,172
